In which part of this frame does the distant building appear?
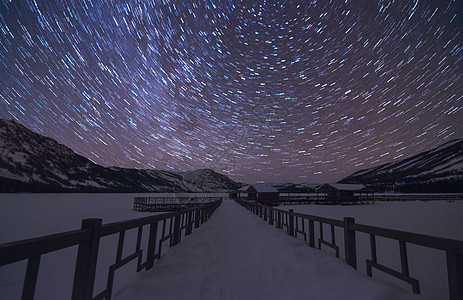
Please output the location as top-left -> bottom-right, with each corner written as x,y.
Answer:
239,184 -> 279,204
238,185 -> 250,199
316,183 -> 374,203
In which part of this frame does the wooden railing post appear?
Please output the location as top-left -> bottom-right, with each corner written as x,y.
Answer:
344,217 -> 357,269
288,210 -> 295,237
146,221 -> 158,270
204,208 -> 208,222
447,251 -> 463,300
171,213 -> 182,246
308,219 -> 315,247
269,209 -> 274,225
194,208 -> 201,228
186,211 -> 193,236
201,208 -> 206,223
263,207 -> 268,221
22,255 -> 41,300
72,218 -> 102,300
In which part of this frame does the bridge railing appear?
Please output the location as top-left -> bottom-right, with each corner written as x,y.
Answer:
0,200 -> 222,300
236,199 -> 463,300
134,195 -> 224,211
372,193 -> 463,202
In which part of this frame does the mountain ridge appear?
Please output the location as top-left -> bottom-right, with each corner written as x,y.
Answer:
339,138 -> 463,192
0,119 -> 243,193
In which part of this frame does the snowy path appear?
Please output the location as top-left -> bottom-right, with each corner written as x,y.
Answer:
114,200 -> 423,300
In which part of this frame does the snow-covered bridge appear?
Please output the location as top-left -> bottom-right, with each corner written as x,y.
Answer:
1,198 -> 462,300
114,200 -> 423,300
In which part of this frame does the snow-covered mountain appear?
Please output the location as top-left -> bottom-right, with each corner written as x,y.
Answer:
340,138 -> 463,192
0,119 -> 241,193
273,183 -> 318,192
179,169 -> 245,192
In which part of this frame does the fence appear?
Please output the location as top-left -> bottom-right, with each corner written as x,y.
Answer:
0,200 -> 222,300
237,193 -> 463,205
134,194 -> 225,211
237,193 -> 374,205
373,193 -> 463,202
236,199 -> 463,300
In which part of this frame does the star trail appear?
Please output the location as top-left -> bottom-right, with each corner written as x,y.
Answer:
0,0 -> 462,184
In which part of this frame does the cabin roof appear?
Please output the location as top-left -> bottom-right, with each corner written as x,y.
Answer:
238,185 -> 250,191
253,183 -> 279,193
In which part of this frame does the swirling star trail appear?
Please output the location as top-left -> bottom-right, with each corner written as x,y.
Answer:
1,0 -> 462,184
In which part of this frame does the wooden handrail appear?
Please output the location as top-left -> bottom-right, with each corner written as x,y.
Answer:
0,229 -> 90,265
236,199 -> 463,300
352,223 -> 463,253
0,200 -> 222,300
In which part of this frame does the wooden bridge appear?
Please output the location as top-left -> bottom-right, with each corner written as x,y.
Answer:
1,199 -> 462,300
0,200 -> 222,300
236,199 -> 463,300
133,193 -> 227,212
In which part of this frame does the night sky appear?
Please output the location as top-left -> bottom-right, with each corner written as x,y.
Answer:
0,0 -> 462,184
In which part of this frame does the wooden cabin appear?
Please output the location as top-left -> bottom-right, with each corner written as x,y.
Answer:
253,184 -> 279,204
316,183 -> 374,203
238,185 -> 251,199
238,184 -> 279,204
246,185 -> 258,200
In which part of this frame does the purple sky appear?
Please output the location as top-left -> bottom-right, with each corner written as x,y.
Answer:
1,0 -> 462,184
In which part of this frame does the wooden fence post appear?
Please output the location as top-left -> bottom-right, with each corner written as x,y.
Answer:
194,209 -> 201,228
344,217 -> 357,269
204,208 -> 208,222
22,255 -> 41,300
447,251 -> 463,300
308,219 -> 315,248
288,210 -> 295,236
72,218 -> 102,300
201,208 -> 206,223
171,213 -> 182,246
263,207 -> 268,221
186,211 -> 193,236
146,222 -> 158,270
269,209 -> 274,225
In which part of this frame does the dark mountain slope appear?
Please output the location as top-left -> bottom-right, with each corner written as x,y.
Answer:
340,139 -> 463,192
0,119 -> 241,193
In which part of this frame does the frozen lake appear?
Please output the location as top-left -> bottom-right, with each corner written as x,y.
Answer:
282,200 -> 463,240
0,194 -> 462,299
282,201 -> 463,300
0,193 -> 161,243
0,193 -> 195,299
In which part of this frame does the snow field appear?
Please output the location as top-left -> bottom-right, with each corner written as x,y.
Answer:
282,201 -> 463,300
0,193 -> 171,299
1,195 -> 460,300
114,200 -> 423,300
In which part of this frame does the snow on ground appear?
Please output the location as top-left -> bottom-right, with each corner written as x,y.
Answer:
0,193 -> 161,300
1,195 -> 459,300
114,200 -> 423,300
0,193 -> 160,243
282,201 -> 463,240
282,201 -> 463,300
